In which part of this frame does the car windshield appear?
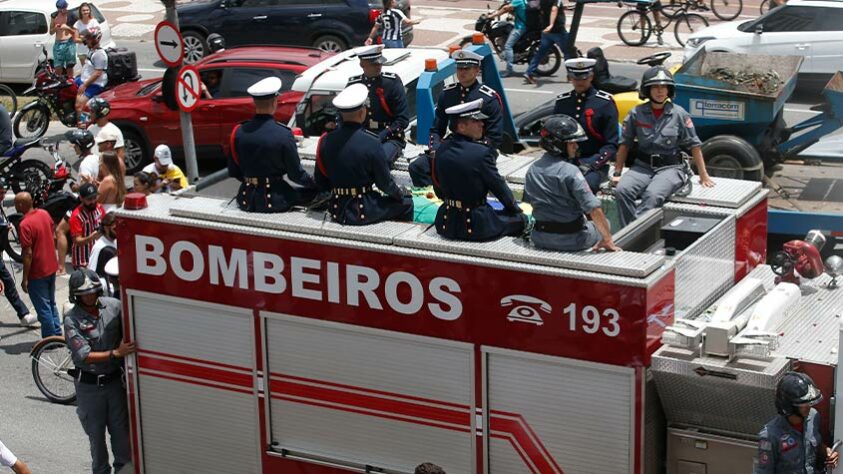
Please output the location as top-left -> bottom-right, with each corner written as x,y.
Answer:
295,79 -> 446,139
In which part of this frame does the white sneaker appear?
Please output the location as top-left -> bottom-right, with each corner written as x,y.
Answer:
20,313 -> 40,328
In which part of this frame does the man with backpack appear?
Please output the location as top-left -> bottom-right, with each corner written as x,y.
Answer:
524,0 -> 574,84
75,26 -> 108,120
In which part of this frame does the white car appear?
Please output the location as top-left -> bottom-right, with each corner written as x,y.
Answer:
0,0 -> 116,84
683,0 -> 843,83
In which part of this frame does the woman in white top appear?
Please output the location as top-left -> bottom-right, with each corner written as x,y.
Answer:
73,3 -> 100,65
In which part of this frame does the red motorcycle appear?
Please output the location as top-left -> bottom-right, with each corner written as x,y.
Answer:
14,46 -> 81,140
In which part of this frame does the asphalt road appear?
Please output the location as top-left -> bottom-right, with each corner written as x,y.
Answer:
1,36 -> 840,474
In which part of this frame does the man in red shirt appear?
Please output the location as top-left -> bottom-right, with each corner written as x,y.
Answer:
16,192 -> 62,338
69,183 -> 104,269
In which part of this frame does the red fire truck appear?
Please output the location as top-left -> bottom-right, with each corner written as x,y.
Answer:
114,165 -> 843,473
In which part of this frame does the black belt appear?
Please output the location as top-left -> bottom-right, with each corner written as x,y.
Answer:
70,368 -> 121,386
534,216 -> 586,235
647,153 -> 681,168
444,199 -> 485,210
333,185 -> 373,197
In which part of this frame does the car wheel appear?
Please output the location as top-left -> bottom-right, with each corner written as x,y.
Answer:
313,35 -> 348,53
182,31 -> 207,65
122,129 -> 149,174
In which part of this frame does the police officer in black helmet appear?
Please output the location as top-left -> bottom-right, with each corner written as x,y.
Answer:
228,76 -> 318,213
64,268 -> 135,474
756,372 -> 839,473
524,115 -> 620,252
613,66 -> 714,228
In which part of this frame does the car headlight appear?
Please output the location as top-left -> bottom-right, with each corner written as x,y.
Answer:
686,37 -> 714,48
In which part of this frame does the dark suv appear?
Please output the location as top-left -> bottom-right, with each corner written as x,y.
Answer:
177,0 -> 413,64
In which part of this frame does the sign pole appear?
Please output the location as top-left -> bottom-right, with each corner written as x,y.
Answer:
161,2 -> 199,183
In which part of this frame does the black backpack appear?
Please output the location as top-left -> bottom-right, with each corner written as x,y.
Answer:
104,47 -> 139,87
525,0 -> 543,32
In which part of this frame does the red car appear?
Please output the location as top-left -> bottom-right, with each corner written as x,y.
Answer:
98,46 -> 332,173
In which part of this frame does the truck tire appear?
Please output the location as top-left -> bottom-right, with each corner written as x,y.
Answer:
700,135 -> 764,182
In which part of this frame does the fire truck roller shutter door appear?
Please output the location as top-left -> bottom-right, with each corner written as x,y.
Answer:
129,294 -> 260,473
485,347 -> 637,474
264,313 -> 475,473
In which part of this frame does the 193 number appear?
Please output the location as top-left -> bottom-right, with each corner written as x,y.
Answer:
563,303 -> 620,337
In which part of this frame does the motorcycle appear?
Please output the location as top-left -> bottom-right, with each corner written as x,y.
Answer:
14,47 -> 83,141
3,134 -> 79,263
459,10 -> 562,77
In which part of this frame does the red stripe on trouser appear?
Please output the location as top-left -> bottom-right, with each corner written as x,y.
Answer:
490,413 -> 565,474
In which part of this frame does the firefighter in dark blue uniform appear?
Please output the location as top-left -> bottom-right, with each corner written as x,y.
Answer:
552,58 -> 619,193
409,49 -> 504,187
228,76 -> 317,213
315,83 -> 413,226
347,44 -> 410,167
432,99 -> 524,242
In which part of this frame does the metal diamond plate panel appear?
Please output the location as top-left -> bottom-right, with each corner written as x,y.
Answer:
673,216 -> 736,320
394,226 -> 665,278
651,348 -> 789,435
169,196 -> 417,245
671,177 -> 761,209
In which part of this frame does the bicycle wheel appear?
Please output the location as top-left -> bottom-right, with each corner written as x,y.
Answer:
674,13 -> 709,47
617,10 -> 652,46
710,0 -> 742,20
0,84 -> 16,118
759,0 -> 771,13
660,0 -> 684,19
31,339 -> 77,404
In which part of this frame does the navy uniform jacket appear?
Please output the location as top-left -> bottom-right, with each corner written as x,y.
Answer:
553,86 -> 618,171
315,122 -> 412,225
348,72 -> 409,141
430,81 -> 504,150
433,134 -> 522,241
756,410 -> 825,474
228,114 -> 316,213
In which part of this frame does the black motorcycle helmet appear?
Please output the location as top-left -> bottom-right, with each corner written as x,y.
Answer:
539,114 -> 587,156
65,128 -> 95,151
775,371 -> 822,417
68,268 -> 104,304
87,97 -> 111,120
207,33 -> 226,54
639,66 -> 676,101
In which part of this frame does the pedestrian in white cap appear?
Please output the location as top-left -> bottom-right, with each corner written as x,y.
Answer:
346,44 -> 410,168
430,98 -> 525,242
143,144 -> 188,192
227,76 -> 317,213
313,83 -> 413,226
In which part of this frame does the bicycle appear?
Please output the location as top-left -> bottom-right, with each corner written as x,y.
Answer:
617,0 -> 709,47
662,0 -> 743,21
0,84 -> 17,118
30,335 -> 77,404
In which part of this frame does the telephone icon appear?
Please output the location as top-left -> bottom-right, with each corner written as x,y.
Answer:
500,295 -> 551,326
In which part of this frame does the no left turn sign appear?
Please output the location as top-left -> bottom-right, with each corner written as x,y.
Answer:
175,65 -> 201,113
155,21 -> 184,68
